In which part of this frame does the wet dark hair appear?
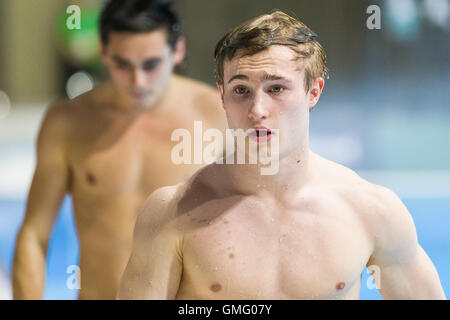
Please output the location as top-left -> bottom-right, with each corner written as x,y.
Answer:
99,0 -> 181,49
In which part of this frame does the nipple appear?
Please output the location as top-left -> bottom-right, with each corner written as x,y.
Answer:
86,172 -> 96,185
210,283 -> 222,292
336,282 -> 346,290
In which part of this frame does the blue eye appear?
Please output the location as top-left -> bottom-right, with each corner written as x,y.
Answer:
234,86 -> 248,94
270,86 -> 284,93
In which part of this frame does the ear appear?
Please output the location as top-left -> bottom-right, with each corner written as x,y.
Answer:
308,77 -> 325,110
217,82 -> 225,107
173,36 -> 186,65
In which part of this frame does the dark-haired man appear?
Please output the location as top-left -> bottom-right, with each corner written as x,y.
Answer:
118,11 -> 445,300
12,0 -> 226,300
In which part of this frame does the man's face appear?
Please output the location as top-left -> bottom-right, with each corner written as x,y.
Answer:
100,29 -> 185,109
218,45 -> 324,160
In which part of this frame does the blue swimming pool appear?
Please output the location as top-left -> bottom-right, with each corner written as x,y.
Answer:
0,196 -> 448,300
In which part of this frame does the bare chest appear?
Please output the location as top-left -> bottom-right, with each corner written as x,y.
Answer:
179,196 -> 372,299
68,113 -> 197,197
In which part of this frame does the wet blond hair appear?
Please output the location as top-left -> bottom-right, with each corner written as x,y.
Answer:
214,10 -> 328,93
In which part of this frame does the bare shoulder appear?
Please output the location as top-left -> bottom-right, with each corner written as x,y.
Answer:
337,168 -> 411,227
138,184 -> 183,225
172,74 -> 219,99
45,84 -> 115,131
141,163 -> 224,222
316,154 -> 417,252
43,86 -> 100,123
171,75 -> 225,125
315,154 -> 418,262
314,152 -> 413,228
356,180 -> 417,252
41,100 -> 72,130
38,97 -> 79,145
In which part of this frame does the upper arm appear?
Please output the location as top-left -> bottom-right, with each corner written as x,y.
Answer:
117,186 -> 184,300
19,104 -> 72,247
367,186 -> 446,299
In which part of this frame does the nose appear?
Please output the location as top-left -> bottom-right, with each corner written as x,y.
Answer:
248,91 -> 268,121
131,68 -> 146,87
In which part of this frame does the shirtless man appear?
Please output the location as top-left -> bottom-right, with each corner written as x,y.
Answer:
117,11 -> 446,299
12,0 -> 225,300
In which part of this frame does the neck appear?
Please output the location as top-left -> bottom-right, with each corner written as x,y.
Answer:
224,135 -> 315,201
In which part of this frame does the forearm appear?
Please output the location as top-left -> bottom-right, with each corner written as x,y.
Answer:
12,228 -> 47,299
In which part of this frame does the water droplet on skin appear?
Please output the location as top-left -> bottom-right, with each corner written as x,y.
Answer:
256,184 -> 260,188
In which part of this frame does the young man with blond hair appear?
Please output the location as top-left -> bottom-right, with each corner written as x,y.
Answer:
118,11 -> 445,300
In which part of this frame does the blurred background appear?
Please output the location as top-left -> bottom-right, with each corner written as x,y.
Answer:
0,0 -> 449,299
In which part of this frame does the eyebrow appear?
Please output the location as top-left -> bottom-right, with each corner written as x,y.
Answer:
227,74 -> 248,84
227,73 -> 289,84
111,55 -> 163,67
262,73 -> 286,81
142,58 -> 163,66
112,55 -> 130,64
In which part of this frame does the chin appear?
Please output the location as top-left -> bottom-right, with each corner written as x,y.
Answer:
138,97 -> 158,110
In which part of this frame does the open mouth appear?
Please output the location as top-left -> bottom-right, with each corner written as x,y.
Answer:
247,126 -> 273,142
